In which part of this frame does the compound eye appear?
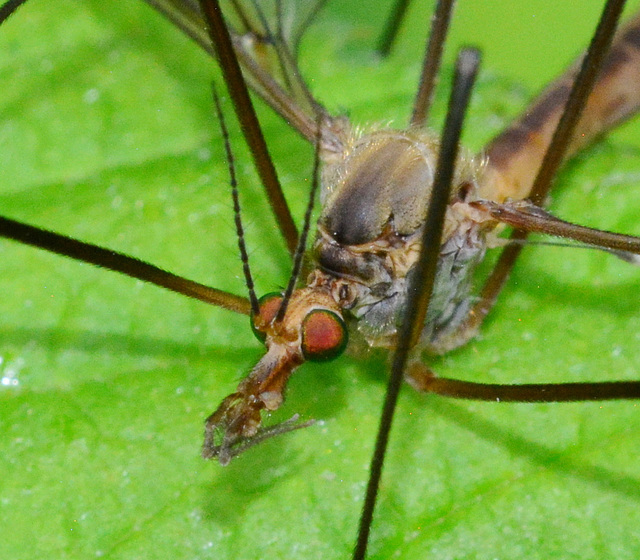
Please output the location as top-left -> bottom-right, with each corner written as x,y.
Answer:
251,292 -> 283,343
301,310 -> 348,362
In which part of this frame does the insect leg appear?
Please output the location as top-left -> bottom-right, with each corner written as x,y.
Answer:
353,47 -> 481,560
198,0 -> 299,254
407,361 -> 640,402
446,0 -> 631,348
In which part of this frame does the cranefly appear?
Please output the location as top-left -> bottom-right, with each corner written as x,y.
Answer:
1,0 -> 640,558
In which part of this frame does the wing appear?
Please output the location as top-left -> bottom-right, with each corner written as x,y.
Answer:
143,0 -> 347,154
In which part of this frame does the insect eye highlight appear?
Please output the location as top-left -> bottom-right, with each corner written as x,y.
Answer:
301,309 -> 348,362
251,292 -> 283,343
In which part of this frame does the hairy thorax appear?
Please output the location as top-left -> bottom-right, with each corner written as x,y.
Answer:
312,127 -> 496,353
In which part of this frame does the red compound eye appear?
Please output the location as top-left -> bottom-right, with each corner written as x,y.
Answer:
251,292 -> 283,343
301,309 -> 348,362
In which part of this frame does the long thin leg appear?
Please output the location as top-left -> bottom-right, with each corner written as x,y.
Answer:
407,362 -> 640,402
197,0 -> 299,255
376,0 -> 411,56
410,0 -> 456,128
0,0 -> 27,23
0,216 -> 250,315
445,0 -> 629,349
353,48 -> 481,560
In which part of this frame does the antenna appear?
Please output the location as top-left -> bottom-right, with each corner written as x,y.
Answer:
211,86 -> 260,315
197,0 -> 299,255
275,116 -> 323,322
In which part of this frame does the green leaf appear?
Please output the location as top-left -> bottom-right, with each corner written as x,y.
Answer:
1,1 -> 640,559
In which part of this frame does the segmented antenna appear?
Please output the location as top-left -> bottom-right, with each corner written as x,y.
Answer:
411,0 -> 456,128
275,117 -> 324,323
352,47 -> 481,560
211,87 -> 260,316
198,0 -> 299,256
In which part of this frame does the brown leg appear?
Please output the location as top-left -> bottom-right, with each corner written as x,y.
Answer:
406,360 -> 640,402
